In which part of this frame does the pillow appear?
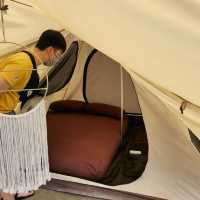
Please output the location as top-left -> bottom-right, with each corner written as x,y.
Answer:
84,103 -> 124,119
49,100 -> 85,113
50,100 -> 126,120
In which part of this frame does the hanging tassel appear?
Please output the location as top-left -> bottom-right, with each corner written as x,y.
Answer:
0,100 -> 50,194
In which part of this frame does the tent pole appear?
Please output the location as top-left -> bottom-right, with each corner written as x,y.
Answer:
120,65 -> 124,141
8,0 -> 33,8
0,0 -> 6,42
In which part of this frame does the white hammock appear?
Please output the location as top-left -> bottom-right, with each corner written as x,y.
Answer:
0,100 -> 50,194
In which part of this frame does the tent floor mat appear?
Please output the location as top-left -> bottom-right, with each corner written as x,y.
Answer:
41,179 -> 166,200
28,188 -> 102,200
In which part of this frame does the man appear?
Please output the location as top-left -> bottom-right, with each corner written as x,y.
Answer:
0,29 -> 66,200
0,29 -> 66,113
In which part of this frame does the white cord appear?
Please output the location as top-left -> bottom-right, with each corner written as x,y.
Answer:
0,0 -> 6,41
0,100 -> 51,193
120,65 -> 124,140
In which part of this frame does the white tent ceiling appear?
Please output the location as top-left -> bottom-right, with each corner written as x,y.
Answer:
31,0 -> 200,107
0,0 -> 62,55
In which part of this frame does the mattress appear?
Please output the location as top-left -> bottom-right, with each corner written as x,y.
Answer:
47,111 -> 126,180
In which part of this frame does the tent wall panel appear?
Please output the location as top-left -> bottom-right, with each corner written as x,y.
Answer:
84,51 -> 141,114
45,34 -> 87,108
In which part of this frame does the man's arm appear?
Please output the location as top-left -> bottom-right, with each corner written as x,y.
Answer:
0,63 -> 23,93
0,76 -> 10,93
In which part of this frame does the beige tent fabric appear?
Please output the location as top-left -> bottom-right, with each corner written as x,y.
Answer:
129,70 -> 200,140
85,51 -> 141,113
45,34 -> 87,108
31,0 -> 200,107
62,41 -> 92,101
0,0 -> 62,56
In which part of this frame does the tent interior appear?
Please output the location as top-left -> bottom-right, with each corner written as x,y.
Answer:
1,1 -> 200,200
21,36 -> 149,186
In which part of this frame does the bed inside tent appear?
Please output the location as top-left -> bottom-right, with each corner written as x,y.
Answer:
1,0 -> 200,199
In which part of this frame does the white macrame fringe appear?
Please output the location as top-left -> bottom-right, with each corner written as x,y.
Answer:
0,100 -> 50,194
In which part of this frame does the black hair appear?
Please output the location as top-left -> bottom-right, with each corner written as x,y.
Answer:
36,29 -> 66,53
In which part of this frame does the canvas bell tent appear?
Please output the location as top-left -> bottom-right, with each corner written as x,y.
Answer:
1,0 -> 200,200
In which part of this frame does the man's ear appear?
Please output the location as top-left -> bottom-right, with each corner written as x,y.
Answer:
43,46 -> 53,55
47,46 -> 54,54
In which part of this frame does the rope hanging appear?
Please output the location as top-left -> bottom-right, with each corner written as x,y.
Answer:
8,0 -> 33,8
0,0 -> 33,42
0,100 -> 50,193
120,65 -> 124,141
0,0 -> 6,41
